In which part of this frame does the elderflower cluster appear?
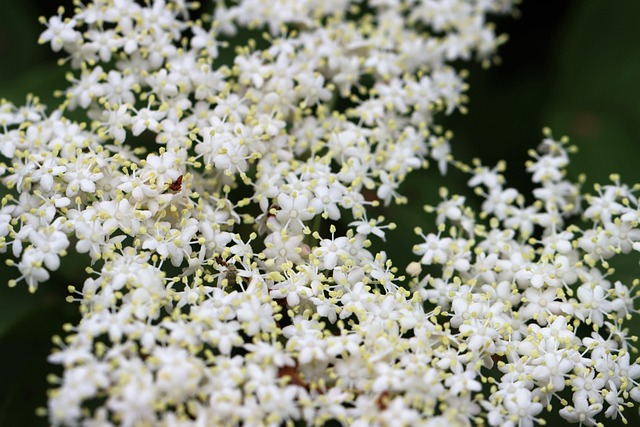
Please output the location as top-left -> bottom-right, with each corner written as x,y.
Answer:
410,133 -> 640,426
1,0 -> 640,426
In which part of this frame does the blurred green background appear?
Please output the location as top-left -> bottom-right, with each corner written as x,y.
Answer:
0,0 -> 639,426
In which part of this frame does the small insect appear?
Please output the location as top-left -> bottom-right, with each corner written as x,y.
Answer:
169,175 -> 183,191
224,264 -> 238,287
277,364 -> 308,390
375,391 -> 391,410
215,256 -> 238,287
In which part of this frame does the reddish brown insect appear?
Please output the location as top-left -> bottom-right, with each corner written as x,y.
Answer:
169,175 -> 183,191
375,391 -> 391,410
278,364 -> 308,390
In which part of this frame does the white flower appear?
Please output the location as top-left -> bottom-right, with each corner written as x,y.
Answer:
141,219 -> 198,267
39,12 -> 81,52
574,283 -> 612,327
15,247 -> 50,291
63,154 -> 105,197
275,193 -> 315,233
482,186 -> 519,220
559,397 -> 602,426
445,365 -> 482,396
413,230 -> 452,265
519,286 -> 564,325
503,388 -> 543,427
531,351 -> 574,392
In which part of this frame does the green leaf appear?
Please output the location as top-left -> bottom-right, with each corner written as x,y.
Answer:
544,0 -> 640,185
0,63 -> 66,109
0,285 -> 41,338
0,0 -> 43,80
0,281 -> 79,427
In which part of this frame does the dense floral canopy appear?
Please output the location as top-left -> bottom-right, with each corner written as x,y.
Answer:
1,1 -> 640,426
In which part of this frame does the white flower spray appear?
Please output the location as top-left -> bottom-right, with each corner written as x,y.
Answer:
1,0 -> 640,426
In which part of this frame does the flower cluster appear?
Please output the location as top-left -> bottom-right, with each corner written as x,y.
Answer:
411,133 -> 640,426
1,0 -> 639,426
